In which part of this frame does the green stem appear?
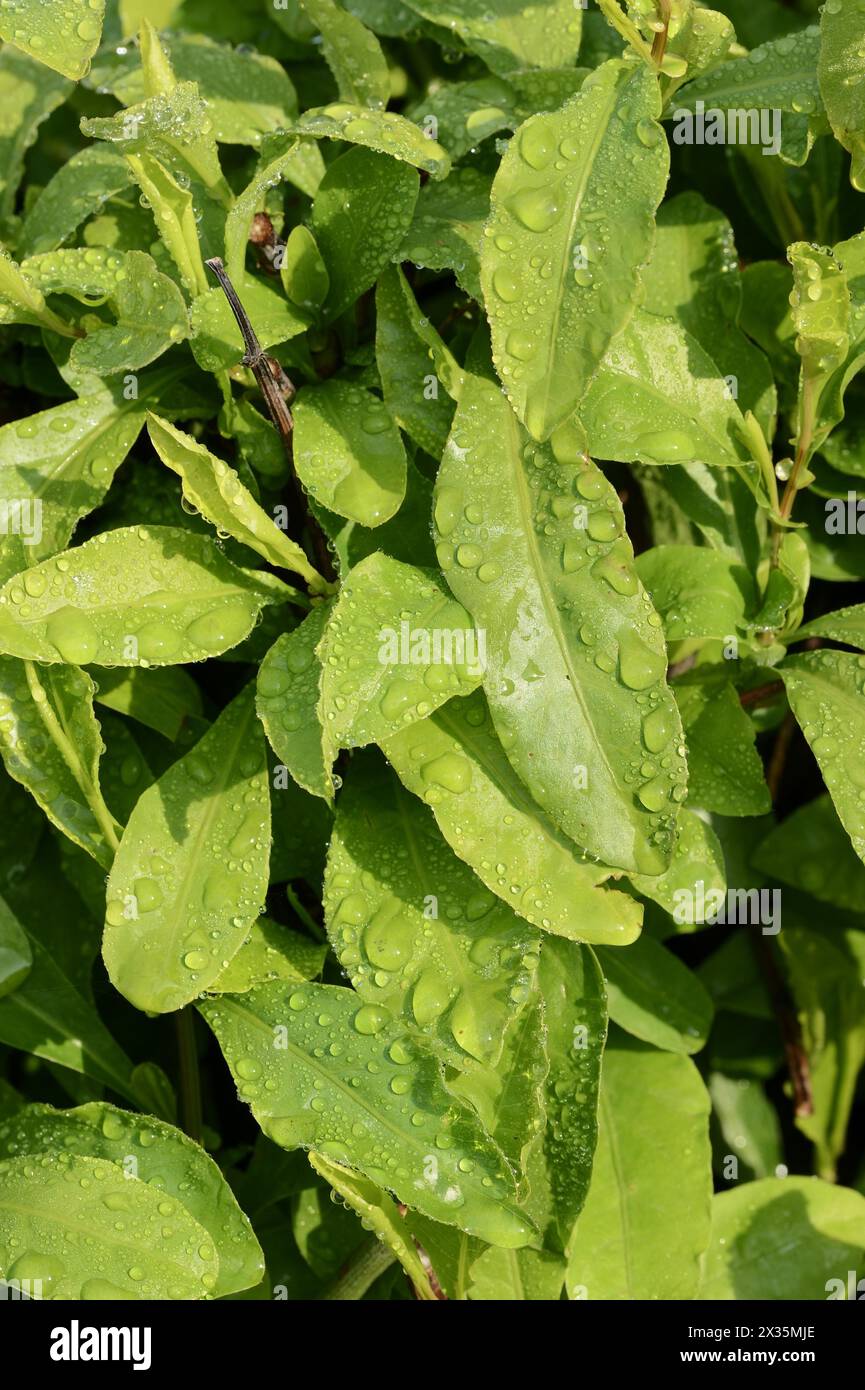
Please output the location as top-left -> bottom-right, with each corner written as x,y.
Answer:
24,661 -> 121,855
319,1239 -> 396,1300
772,373 -> 816,564
286,884 -> 326,942
174,1007 -> 203,1143
651,0 -> 671,66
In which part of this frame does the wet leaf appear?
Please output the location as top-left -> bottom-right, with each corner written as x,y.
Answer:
198,979 -> 536,1247
103,684 -> 270,1012
0,526 -> 294,667
482,59 -> 668,442
323,752 -> 540,1067
293,380 -> 407,527
434,347 -> 686,874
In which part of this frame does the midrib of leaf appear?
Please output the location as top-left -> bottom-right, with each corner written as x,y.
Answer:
489,1002 -> 545,1154
154,696 -> 258,973
681,41 -> 818,107
3,948 -> 134,1098
214,992 -> 464,1163
12,574 -> 268,634
786,661 -> 864,722
599,1081 -> 635,1299
0,1187 -> 209,1283
434,703 -> 605,880
602,350 -> 744,464
507,404 -> 623,809
4,403 -> 143,497
392,779 -> 476,1003
534,75 -> 620,432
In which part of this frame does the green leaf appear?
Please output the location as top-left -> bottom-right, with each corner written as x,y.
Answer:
312,145 -> 420,321
781,649 -> 865,867
198,980 -> 536,1247
281,225 -> 330,313
630,806 -> 727,926
0,1100 -> 263,1296
190,276 -> 308,374
18,147 -> 132,258
0,894 -> 30,999
709,1073 -> 783,1181
0,0 -> 105,82
382,689 -> 643,946
481,58 -> 668,443
597,933 -> 714,1055
0,526 -> 293,667
81,79 -> 231,214
293,380 -> 407,527
434,350 -> 686,874
401,0 -> 582,77
124,152 -> 208,296
636,545 -> 756,642
300,0 -> 390,110
257,605 -> 334,804
396,166 -> 490,302
672,26 -> 824,165
14,247 -> 190,375
224,140 -> 325,283
376,266 -> 456,458
323,752 -> 539,1067
699,1177 -> 865,1300
146,413 -> 327,591
674,669 -> 771,817
0,658 -> 120,868
528,939 -> 607,1253
110,33 -> 299,147
795,601 -> 865,649
580,308 -> 756,476
308,1152 -> 440,1299
103,684 -> 270,1013
0,246 -> 79,338
0,1150 -> 219,1299
208,917 -> 326,995
317,552 -> 483,752
780,910 -> 865,1180
788,240 -> 852,461
752,795 -> 865,913
92,664 -> 203,742
819,0 -> 865,190
0,383 -> 147,583
641,192 -> 776,436
288,105 -> 450,180
566,1035 -> 712,1300
0,894 -> 138,1101
0,49 -> 71,241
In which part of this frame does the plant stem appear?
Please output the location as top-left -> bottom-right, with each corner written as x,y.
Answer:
286,884 -> 326,942
652,0 -> 671,65
174,1007 -> 203,1143
766,711 -> 796,803
319,1239 -> 396,1300
772,374 -> 816,564
750,934 -> 813,1120
24,661 -> 121,855
739,681 -> 784,709
205,257 -> 336,585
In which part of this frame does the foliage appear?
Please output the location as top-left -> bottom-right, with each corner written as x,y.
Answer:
0,0 -> 864,1303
